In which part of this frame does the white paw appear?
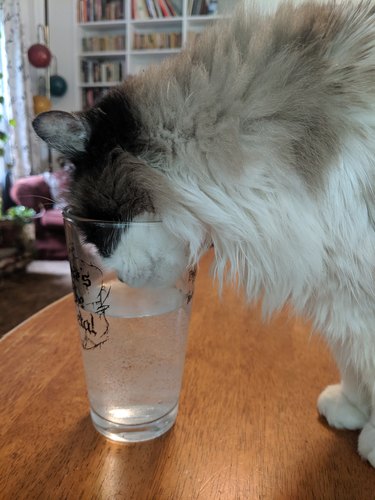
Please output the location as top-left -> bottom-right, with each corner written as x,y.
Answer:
317,384 -> 368,430
358,423 -> 375,467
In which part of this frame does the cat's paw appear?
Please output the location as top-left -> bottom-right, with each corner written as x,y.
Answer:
358,423 -> 375,467
317,384 -> 368,430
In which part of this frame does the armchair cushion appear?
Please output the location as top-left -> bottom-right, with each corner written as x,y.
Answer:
10,175 -> 53,212
9,173 -> 69,259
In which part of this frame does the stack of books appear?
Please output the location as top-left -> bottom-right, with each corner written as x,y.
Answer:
133,32 -> 182,49
81,59 -> 124,83
132,0 -> 182,19
82,35 -> 126,52
77,0 -> 124,22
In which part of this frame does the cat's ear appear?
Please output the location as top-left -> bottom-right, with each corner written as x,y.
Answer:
32,110 -> 90,158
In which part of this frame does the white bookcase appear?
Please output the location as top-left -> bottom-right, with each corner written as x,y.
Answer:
74,0 -> 224,109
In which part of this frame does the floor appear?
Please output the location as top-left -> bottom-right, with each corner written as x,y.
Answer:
0,260 -> 72,337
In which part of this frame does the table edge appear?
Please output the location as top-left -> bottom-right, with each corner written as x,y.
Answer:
0,292 -> 74,343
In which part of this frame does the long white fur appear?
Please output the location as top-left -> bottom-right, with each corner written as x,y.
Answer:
156,108 -> 375,465
129,0 -> 375,465
103,213 -> 189,288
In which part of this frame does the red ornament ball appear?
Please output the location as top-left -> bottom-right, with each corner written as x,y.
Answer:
28,43 -> 51,68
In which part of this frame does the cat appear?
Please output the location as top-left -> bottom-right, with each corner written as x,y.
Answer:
33,0 -> 375,466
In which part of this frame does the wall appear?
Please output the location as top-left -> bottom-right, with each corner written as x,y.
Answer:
20,0 -> 76,113
20,0 -> 76,170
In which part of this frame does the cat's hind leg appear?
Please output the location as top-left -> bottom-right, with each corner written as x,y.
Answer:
358,375 -> 375,466
317,339 -> 375,465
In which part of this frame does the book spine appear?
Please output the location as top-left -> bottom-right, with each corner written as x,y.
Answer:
200,0 -> 208,15
83,0 -> 87,22
136,0 -> 149,19
145,0 -> 157,17
89,0 -> 94,21
153,0 -> 163,17
158,0 -> 170,17
132,31 -> 182,49
188,0 -> 194,16
164,0 -> 175,16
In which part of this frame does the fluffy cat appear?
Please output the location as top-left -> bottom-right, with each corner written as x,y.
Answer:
33,0 -> 375,466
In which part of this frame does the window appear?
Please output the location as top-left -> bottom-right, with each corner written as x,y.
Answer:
0,9 -> 14,212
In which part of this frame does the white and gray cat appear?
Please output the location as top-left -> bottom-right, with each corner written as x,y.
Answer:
33,0 -> 375,466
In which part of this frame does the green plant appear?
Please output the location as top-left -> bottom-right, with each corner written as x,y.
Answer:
5,205 -> 36,222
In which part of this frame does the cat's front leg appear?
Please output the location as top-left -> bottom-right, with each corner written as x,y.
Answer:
317,341 -> 371,430
358,376 -> 375,467
317,367 -> 370,431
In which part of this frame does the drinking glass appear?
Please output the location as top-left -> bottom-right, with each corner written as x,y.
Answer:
63,208 -> 196,442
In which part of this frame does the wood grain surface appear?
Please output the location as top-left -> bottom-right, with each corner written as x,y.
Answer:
1,250 -> 375,499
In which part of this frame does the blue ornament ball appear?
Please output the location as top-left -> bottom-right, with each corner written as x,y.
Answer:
50,75 -> 67,97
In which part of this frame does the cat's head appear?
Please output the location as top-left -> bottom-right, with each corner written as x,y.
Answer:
32,89 -> 195,287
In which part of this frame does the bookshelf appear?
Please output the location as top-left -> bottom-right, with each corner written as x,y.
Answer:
74,0 -> 223,109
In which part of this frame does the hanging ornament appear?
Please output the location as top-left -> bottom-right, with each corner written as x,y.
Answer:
50,56 -> 67,97
33,76 -> 52,115
33,95 -> 52,115
28,25 -> 51,68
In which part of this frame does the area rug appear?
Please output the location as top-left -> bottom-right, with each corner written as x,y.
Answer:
0,260 -> 73,338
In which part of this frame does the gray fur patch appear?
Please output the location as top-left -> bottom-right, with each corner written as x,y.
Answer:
123,0 -> 375,189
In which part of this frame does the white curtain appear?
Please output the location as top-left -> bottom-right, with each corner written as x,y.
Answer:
1,0 -> 40,179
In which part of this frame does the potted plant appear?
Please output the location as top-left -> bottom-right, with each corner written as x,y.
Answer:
0,205 -> 37,274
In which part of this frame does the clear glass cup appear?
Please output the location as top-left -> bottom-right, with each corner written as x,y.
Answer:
63,208 -> 196,443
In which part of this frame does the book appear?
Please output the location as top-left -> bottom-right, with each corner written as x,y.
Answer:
78,0 -> 124,22
187,0 -> 194,16
199,0 -> 208,15
81,58 -> 123,83
145,0 -> 157,17
82,35 -> 126,52
96,0 -> 103,20
133,31 -> 182,50
158,0 -> 170,17
153,0 -> 163,17
164,0 -> 175,15
134,0 -> 150,19
192,0 -> 200,15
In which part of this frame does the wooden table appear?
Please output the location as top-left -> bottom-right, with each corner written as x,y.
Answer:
1,250 -> 374,499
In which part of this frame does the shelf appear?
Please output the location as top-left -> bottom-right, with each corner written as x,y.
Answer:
78,20 -> 126,30
80,51 -> 127,58
187,15 -> 220,20
79,82 -> 121,87
130,17 -> 183,29
130,48 -> 181,55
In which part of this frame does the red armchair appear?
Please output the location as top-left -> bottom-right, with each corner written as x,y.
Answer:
10,172 -> 70,260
